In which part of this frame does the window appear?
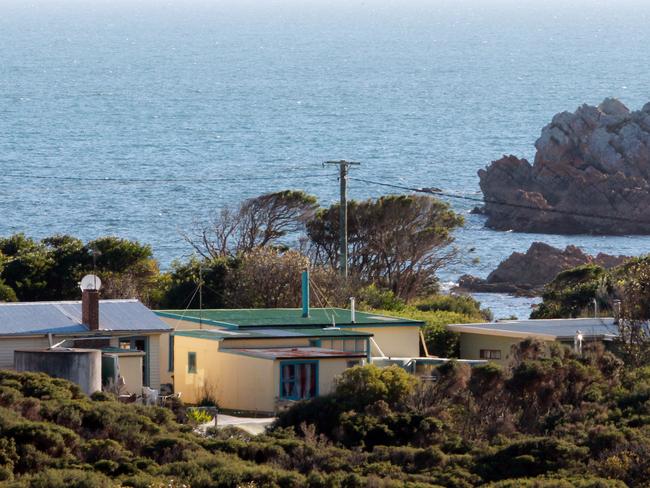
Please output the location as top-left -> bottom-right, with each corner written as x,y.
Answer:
280,361 -> 318,400
346,360 -> 361,368
188,352 -> 197,373
168,335 -> 174,372
323,338 -> 367,353
480,349 -> 502,360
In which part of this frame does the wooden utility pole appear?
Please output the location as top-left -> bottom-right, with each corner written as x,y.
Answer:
323,160 -> 360,277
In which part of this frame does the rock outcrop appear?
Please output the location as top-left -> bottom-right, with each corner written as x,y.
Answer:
457,242 -> 628,295
479,98 -> 650,234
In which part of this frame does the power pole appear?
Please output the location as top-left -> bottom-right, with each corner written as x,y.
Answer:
323,160 -> 360,277
199,267 -> 203,329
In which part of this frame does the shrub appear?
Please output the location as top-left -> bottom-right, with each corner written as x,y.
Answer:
357,285 -> 405,311
142,435 -> 202,464
82,439 -> 132,464
415,295 -> 484,317
13,468 -> 115,488
187,408 -> 214,425
476,437 -> 588,481
335,365 -> 416,409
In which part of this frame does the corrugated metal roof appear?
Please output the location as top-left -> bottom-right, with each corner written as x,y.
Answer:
0,300 -> 170,336
447,317 -> 618,340
174,327 -> 372,342
224,346 -> 367,360
157,308 -> 423,328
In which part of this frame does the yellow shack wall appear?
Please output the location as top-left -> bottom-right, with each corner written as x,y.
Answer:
458,333 -> 555,367
353,326 -> 420,357
316,358 -> 353,395
173,336 -> 276,411
174,335 -> 359,412
119,355 -> 143,395
158,317 -> 227,387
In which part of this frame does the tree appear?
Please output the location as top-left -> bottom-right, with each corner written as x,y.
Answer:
531,265 -> 613,319
0,234 -> 55,301
186,190 -> 318,259
157,257 -> 233,310
229,247 -> 309,308
307,195 -> 464,300
87,237 -> 160,304
615,257 -> 650,367
0,234 -> 160,304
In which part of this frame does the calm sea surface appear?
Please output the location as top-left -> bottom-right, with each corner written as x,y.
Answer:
2,0 -> 650,318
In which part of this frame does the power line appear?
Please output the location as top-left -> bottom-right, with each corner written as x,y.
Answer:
349,176 -> 650,227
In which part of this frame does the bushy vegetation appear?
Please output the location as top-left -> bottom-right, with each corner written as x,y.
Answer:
532,256 -> 650,321
0,234 -> 161,304
0,190 -> 465,310
531,264 -> 611,319
275,344 -> 650,487
360,291 -> 491,357
0,345 -> 649,486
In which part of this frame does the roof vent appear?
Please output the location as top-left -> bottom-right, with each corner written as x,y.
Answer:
301,270 -> 310,318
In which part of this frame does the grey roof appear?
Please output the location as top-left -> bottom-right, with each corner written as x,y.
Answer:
447,317 -> 619,340
0,300 -> 171,336
225,346 -> 367,360
174,327 -> 372,342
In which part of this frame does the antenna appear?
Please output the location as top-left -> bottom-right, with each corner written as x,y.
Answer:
79,274 -> 102,291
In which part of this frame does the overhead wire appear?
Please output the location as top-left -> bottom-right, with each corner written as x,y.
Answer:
308,275 -> 336,325
0,171 -> 335,184
348,176 -> 650,227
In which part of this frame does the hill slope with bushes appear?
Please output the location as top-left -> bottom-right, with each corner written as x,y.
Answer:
1,344 -> 649,487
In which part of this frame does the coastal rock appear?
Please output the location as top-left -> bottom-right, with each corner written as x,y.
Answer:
479,98 -> 650,234
457,242 -> 628,295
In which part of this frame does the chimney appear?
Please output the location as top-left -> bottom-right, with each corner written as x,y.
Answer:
350,297 -> 356,323
82,289 -> 100,331
301,270 -> 310,318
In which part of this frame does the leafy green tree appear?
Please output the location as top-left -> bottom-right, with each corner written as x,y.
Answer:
307,195 -> 464,300
614,257 -> 650,367
0,234 -> 160,303
157,256 -> 233,309
531,264 -> 611,319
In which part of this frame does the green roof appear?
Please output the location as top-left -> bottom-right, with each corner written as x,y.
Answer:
157,308 -> 423,329
174,327 -> 373,342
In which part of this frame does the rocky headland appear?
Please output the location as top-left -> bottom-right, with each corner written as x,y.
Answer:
457,242 -> 628,295
478,98 -> 650,234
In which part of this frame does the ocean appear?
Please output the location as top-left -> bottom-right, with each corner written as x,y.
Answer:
1,0 -> 650,318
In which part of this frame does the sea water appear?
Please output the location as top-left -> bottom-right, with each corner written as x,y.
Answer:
1,0 -> 650,318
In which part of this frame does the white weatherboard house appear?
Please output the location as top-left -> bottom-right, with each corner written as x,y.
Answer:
0,296 -> 171,391
447,317 -> 618,366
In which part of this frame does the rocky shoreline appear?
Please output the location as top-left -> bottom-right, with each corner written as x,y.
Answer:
456,242 -> 628,296
478,98 -> 650,234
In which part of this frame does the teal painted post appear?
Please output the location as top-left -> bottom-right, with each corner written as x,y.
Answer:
302,270 -> 310,318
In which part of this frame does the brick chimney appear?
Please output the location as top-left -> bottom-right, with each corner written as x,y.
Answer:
82,289 -> 100,331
